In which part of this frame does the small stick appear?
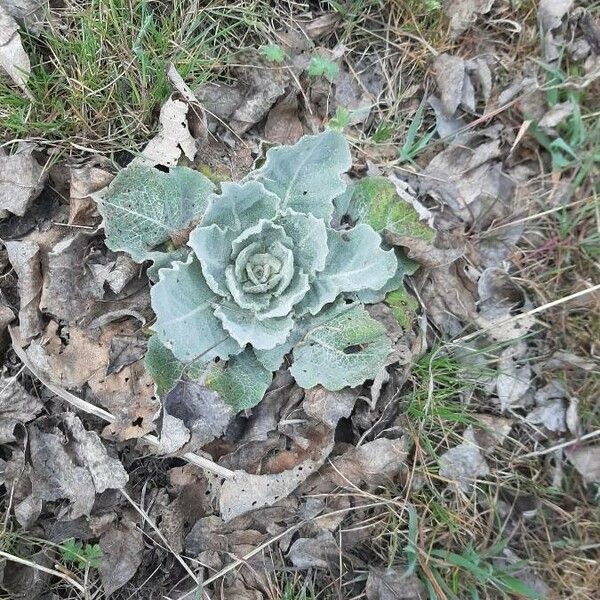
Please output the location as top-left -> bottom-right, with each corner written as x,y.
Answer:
0,550 -> 86,594
518,429 -> 600,459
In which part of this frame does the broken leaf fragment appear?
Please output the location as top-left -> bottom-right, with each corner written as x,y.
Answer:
133,97 -> 197,167
27,413 -> 128,520
366,566 -> 426,600
99,519 -> 144,596
0,377 -> 44,443
439,442 -> 490,493
5,239 -> 44,341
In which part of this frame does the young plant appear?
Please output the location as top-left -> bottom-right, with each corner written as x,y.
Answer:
94,131 -> 431,409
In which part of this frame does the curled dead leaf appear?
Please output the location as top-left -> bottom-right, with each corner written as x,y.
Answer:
5,239 -> 43,341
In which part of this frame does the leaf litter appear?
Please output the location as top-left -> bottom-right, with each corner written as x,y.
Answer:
0,2 -> 599,598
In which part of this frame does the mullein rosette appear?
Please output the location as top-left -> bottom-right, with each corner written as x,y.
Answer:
149,130 -> 407,395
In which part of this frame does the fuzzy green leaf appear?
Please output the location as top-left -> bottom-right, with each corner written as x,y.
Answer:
356,249 -> 418,304
151,257 -> 242,363
144,335 -> 183,397
385,287 -> 419,329
251,130 -> 351,220
298,224 -> 397,315
308,55 -> 339,82
335,176 -> 434,241
260,43 -> 287,63
290,303 -> 392,390
94,165 -> 215,262
204,348 -> 272,411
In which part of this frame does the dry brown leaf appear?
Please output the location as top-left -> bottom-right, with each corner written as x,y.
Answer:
99,519 -> 144,597
39,231 -> 112,323
0,0 -> 46,32
444,0 -> 494,39
429,95 -> 466,137
496,343 -> 531,410
197,51 -> 290,134
433,53 -> 468,116
366,566 -> 426,600
0,145 -> 46,216
420,262 -> 477,337
0,550 -> 52,598
464,415 -> 513,453
26,322 -> 107,389
164,380 -> 234,451
195,81 -> 244,121
69,159 -> 114,225
106,333 -> 146,375
566,445 -> 600,484
28,413 -> 128,520
439,442 -> 490,493
0,5 -> 30,94
5,239 -> 44,341
158,464 -> 212,552
302,386 -> 359,428
156,411 -> 190,454
264,91 -> 303,145
229,54 -> 289,133
476,267 -> 534,342
526,380 -> 567,432
219,431 -> 335,521
288,530 -> 339,569
134,97 -> 196,168
89,359 -> 159,441
0,376 -> 44,443
105,254 -> 139,294
334,66 -> 375,125
330,437 -> 408,488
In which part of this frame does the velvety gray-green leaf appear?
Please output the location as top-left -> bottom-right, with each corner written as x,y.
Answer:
334,176 -> 434,241
214,301 -> 294,349
253,301 -> 350,371
146,248 -> 189,283
200,181 -> 280,232
189,182 -> 281,294
298,224 -> 397,315
356,249 -> 418,304
290,303 -> 392,390
250,129 -> 351,220
276,209 -> 328,273
151,257 -> 241,363
204,348 -> 272,412
94,165 -> 215,262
